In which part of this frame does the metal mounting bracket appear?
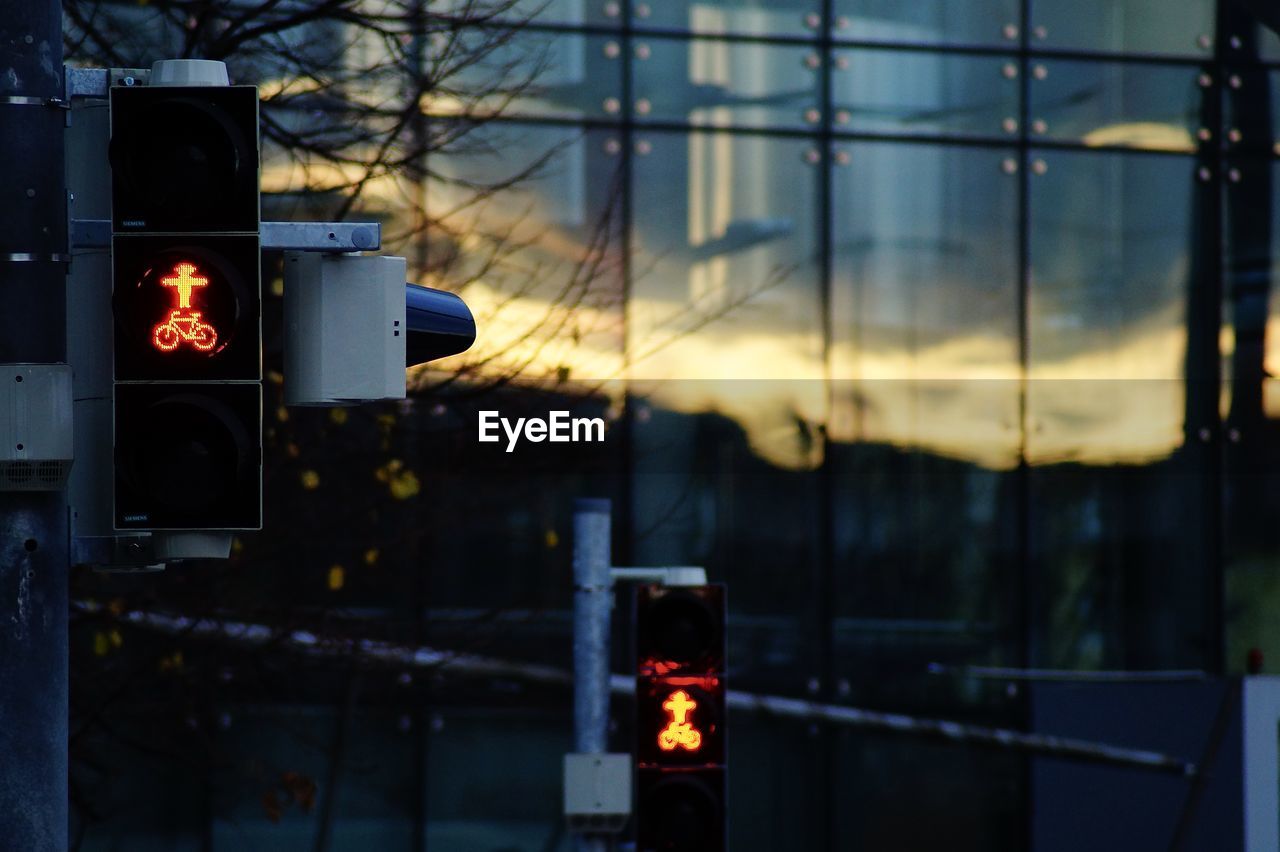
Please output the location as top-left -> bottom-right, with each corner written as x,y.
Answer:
70,220 -> 381,253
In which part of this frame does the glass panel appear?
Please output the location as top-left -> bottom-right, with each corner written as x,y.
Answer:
425,123 -> 625,380
629,130 -> 825,694
729,715 -> 827,849
1031,0 -> 1214,57
830,142 -> 1021,708
213,708 -> 419,849
427,710 -> 570,849
834,0 -> 1021,48
832,50 -> 1019,139
426,29 -> 623,122
633,38 -> 819,131
1224,68 -> 1280,155
1224,158 -> 1280,673
632,0 -> 820,39
1027,150 -> 1206,669
834,734 -> 1024,850
1030,61 -> 1203,152
502,0 -> 623,27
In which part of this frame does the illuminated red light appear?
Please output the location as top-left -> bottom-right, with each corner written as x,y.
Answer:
658,689 -> 703,753
151,261 -> 218,353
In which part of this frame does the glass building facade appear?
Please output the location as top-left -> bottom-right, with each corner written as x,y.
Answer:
67,1 -> 1280,850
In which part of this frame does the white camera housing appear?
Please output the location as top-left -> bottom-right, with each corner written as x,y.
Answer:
284,252 -> 407,405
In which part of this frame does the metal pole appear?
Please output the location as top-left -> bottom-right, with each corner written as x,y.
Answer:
572,498 -> 612,852
0,0 -> 69,848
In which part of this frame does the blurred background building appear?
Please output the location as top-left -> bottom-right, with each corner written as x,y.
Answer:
65,0 -> 1280,849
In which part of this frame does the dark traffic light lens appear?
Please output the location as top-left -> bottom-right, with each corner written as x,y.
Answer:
110,87 -> 259,232
641,774 -> 722,852
117,100 -> 242,225
649,591 -> 716,665
115,386 -> 261,529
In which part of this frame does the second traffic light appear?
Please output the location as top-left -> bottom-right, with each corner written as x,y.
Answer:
635,584 -> 727,852
109,78 -> 262,531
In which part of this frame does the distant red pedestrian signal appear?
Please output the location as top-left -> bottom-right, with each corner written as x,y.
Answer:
635,584 -> 726,852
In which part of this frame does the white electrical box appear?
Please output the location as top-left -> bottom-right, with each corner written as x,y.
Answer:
564,753 -> 631,834
0,364 -> 74,491
283,252 -> 407,405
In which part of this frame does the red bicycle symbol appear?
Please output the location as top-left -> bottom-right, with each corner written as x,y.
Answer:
153,309 -> 217,352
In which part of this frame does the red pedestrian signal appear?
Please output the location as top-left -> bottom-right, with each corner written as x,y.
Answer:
635,584 -> 726,852
152,261 -> 217,352
110,82 -> 261,531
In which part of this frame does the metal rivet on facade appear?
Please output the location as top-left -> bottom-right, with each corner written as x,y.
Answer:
430,714 -> 445,732
603,138 -> 621,156
1002,117 -> 1018,134
25,188 -> 35,198
635,98 -> 652,115
1002,23 -> 1019,40
634,3 -> 650,18
398,715 -> 412,733
803,148 -> 821,165
1198,166 -> 1212,182
602,96 -> 620,114
1230,35 -> 1243,50
635,43 -> 651,60
23,34 -> 33,44
836,16 -> 850,29
1228,128 -> 1242,144
1197,34 -> 1213,50
1228,168 -> 1242,183
1032,65 -> 1048,80
1198,427 -> 1212,442
1229,74 -> 1243,89
1197,128 -> 1212,142
1001,158 -> 1018,175
1229,428 -> 1241,443
804,12 -> 821,29
1001,63 -> 1018,80
804,53 -> 821,70
1033,25 -> 1048,40
602,41 -> 620,59
807,677 -> 821,695
803,108 -> 821,124
837,679 -> 852,698
1031,119 -> 1048,135
835,109 -> 850,125
1198,73 -> 1213,88
603,1 -> 620,17
1031,159 -> 1048,175
835,56 -> 849,71
635,139 -> 652,156
834,150 -> 851,166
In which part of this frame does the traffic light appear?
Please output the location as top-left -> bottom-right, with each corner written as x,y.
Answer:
635,584 -> 727,852
109,80 -> 262,531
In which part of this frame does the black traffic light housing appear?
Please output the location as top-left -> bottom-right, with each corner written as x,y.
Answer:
405,283 -> 476,367
109,83 -> 262,531
635,584 -> 727,852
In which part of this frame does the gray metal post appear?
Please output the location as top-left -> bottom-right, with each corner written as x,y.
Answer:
572,498 -> 612,852
0,0 -> 69,849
